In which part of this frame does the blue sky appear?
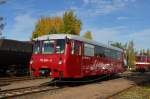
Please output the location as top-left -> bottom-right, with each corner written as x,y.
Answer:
0,0 -> 150,50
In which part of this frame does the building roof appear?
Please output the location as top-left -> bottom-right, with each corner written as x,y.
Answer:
34,34 -> 123,52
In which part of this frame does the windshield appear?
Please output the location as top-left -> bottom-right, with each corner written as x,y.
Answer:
42,40 -> 55,54
33,42 -> 41,54
33,39 -> 65,54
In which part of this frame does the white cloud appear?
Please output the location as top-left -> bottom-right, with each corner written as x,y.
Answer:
81,0 -> 137,16
117,16 -> 129,20
9,14 -> 37,40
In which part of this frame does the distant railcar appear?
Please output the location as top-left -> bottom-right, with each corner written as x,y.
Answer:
30,34 -> 125,79
135,55 -> 150,72
0,39 -> 33,76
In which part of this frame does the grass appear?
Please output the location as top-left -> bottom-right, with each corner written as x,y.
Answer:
112,81 -> 150,99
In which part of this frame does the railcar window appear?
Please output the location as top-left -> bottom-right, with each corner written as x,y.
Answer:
109,50 -> 121,60
116,51 -> 121,60
84,43 -> 94,56
42,41 -> 54,54
95,46 -> 121,59
95,46 -> 105,57
104,49 -> 111,58
33,42 -> 41,54
56,39 -> 65,54
71,40 -> 81,55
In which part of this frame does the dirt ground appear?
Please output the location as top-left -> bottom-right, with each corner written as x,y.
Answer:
15,73 -> 150,99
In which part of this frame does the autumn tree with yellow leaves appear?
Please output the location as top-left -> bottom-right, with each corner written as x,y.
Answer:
83,31 -> 93,40
62,11 -> 82,35
32,16 -> 63,39
32,11 -> 82,39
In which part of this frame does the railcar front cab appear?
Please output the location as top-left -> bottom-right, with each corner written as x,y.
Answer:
30,37 -> 67,77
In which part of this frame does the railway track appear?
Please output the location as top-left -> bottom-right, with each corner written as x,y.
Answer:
0,76 -> 47,87
0,74 -> 117,98
0,72 -> 148,99
0,76 -> 46,82
0,83 -> 62,99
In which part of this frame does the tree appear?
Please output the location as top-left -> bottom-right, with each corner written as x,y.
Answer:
139,49 -> 143,55
111,42 -> 125,49
0,17 -> 4,36
146,49 -> 150,57
32,10 -> 82,39
32,16 -> 63,39
0,0 -> 6,38
126,41 -> 136,69
62,10 -> 82,35
0,0 -> 6,4
83,31 -> 92,40
143,49 -> 147,56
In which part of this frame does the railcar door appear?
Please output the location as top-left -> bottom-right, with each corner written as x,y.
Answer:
67,40 -> 82,78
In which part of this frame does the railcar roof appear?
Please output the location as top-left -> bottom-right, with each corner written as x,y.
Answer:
0,39 -> 33,52
34,34 -> 123,52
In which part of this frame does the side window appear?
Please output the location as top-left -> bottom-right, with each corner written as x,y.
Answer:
104,49 -> 110,58
105,49 -> 121,60
95,46 -> 105,57
110,50 -> 115,59
84,43 -> 94,56
71,40 -> 81,55
56,39 -> 65,54
116,51 -> 121,60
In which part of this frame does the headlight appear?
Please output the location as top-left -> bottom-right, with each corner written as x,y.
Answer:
58,60 -> 62,65
30,60 -> 33,64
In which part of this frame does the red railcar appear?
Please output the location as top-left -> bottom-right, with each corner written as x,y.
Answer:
30,34 -> 125,79
135,55 -> 150,72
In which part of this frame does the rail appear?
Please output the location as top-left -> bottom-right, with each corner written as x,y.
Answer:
0,83 -> 61,98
